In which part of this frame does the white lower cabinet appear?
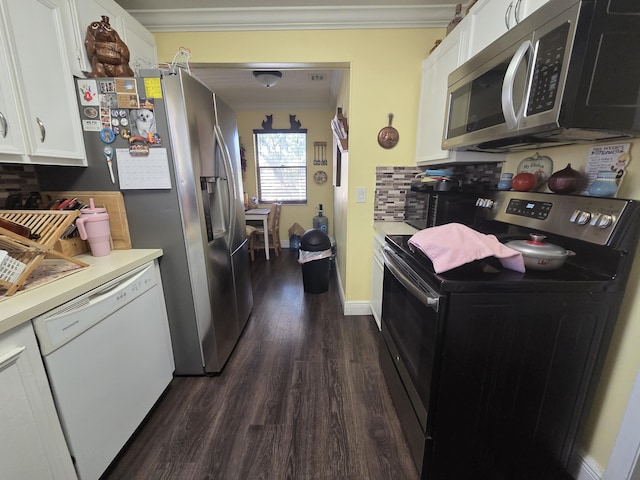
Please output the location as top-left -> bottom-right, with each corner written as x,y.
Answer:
370,233 -> 385,330
0,322 -> 77,479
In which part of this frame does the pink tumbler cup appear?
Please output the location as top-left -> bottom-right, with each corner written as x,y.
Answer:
76,198 -> 111,257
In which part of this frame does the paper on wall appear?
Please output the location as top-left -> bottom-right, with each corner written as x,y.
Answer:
580,143 -> 631,196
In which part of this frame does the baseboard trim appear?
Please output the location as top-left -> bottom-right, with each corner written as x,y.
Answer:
344,301 -> 373,316
332,266 -> 372,317
571,450 -> 603,480
335,263 -> 346,310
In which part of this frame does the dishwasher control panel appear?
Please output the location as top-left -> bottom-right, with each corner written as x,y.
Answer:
33,262 -> 158,355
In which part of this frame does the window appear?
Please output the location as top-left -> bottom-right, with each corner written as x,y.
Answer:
254,132 -> 307,203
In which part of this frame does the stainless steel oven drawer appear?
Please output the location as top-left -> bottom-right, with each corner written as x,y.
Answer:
379,334 -> 427,476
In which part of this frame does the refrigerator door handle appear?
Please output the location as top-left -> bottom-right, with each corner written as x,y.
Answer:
200,176 -> 216,243
215,125 -> 237,243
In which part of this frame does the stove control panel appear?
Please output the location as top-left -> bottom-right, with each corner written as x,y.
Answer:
476,191 -> 631,245
569,209 -> 591,225
504,198 -> 553,220
570,210 -> 616,228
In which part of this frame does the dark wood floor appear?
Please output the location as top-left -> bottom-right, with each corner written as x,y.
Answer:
103,249 -> 418,480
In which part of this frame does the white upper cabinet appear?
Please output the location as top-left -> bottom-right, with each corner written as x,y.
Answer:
519,0 -> 550,19
0,0 -> 87,165
121,14 -> 159,74
465,0 -> 550,59
414,0 -> 549,165
0,30 -> 28,157
71,0 -> 158,76
415,26 -> 501,165
416,26 -> 468,165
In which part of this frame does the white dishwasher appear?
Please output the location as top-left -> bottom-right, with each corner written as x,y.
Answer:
33,260 -> 175,480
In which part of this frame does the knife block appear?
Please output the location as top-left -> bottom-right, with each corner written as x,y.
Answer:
50,237 -> 88,257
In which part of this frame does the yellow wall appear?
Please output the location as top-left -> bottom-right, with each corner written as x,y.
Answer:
503,140 -> 640,470
154,28 -> 639,472
155,28 -> 442,303
333,70 -> 351,295
237,110 -> 335,241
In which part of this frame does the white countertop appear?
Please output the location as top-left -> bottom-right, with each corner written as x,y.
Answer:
374,221 -> 419,236
0,249 -> 163,335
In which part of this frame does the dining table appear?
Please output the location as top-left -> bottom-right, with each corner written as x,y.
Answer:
244,208 -> 271,259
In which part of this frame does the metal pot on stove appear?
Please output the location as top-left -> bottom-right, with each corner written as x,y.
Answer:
505,234 -> 575,271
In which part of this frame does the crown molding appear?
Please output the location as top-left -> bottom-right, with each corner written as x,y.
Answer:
126,5 -> 453,32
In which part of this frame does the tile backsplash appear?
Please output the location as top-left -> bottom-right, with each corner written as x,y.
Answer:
3,162 -> 502,220
0,165 -> 39,207
374,163 -> 503,221
374,166 -> 423,222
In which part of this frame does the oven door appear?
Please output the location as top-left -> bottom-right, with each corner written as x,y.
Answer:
430,192 -> 479,227
380,245 -> 444,473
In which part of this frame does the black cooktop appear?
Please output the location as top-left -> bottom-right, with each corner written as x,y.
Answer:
385,234 -> 614,294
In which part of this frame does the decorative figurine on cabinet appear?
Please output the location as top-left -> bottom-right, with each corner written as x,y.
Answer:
261,114 -> 273,130
289,114 -> 302,130
84,16 -> 134,78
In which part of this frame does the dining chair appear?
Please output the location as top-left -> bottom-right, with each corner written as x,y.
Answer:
249,202 -> 282,260
245,225 -> 257,260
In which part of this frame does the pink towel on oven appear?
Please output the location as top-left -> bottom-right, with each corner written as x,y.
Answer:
408,223 -> 525,273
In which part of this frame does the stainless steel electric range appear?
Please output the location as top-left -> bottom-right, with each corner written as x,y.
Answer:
380,191 -> 640,479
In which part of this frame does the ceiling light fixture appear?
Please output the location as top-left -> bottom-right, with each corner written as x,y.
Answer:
253,70 -> 282,88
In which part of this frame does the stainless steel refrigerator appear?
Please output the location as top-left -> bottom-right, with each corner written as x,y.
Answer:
38,69 -> 253,374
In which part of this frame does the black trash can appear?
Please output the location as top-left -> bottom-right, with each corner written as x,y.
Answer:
299,228 -> 332,294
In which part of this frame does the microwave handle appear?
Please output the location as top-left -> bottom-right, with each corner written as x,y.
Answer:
501,40 -> 532,129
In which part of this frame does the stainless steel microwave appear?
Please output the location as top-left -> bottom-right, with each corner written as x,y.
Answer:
443,0 -> 640,153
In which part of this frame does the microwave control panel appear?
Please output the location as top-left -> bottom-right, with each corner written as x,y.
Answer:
528,22 -> 570,116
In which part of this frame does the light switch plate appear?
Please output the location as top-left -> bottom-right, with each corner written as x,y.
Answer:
356,187 -> 366,203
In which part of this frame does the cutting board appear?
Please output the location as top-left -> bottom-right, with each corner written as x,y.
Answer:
42,191 -> 132,250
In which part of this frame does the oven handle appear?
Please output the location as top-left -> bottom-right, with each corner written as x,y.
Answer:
383,246 -> 440,312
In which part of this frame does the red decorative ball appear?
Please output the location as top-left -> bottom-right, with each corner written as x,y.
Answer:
512,172 -> 538,191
